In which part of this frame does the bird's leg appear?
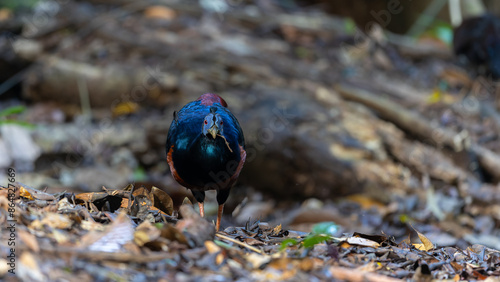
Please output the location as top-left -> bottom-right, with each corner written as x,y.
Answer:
216,204 -> 224,231
198,202 -> 205,217
192,190 -> 206,217
215,189 -> 230,231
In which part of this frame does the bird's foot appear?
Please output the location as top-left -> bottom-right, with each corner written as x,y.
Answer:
198,202 -> 205,217
216,204 -> 224,231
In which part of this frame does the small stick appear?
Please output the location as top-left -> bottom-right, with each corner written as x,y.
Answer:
215,233 -> 264,254
217,134 -> 233,153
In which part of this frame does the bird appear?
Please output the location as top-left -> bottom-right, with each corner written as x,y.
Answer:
453,14 -> 500,79
166,93 -> 246,231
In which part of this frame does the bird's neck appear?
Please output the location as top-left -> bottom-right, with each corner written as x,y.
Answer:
195,134 -> 226,157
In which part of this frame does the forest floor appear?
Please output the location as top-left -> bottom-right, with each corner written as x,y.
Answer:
1,0 -> 500,281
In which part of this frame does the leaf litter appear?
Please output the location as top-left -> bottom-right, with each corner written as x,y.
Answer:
1,183 -> 500,281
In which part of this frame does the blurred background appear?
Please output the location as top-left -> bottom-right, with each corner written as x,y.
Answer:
1,0 -> 500,247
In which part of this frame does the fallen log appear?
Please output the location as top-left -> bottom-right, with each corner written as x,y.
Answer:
336,83 -> 500,182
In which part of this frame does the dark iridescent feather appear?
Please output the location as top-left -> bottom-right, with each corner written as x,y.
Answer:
166,93 -> 245,230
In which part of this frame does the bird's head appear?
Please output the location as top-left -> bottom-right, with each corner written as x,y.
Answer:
202,107 -> 224,139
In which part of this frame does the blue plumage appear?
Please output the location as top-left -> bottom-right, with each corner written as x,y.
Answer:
166,94 -> 246,230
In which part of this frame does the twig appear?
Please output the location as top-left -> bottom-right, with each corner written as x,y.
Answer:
407,0 -> 447,37
10,244 -> 175,263
217,134 -> 233,153
329,266 -> 402,282
0,69 -> 29,96
215,233 -> 264,254
77,76 -> 92,123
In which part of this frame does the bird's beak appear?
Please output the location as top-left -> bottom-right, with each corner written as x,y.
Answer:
207,125 -> 218,139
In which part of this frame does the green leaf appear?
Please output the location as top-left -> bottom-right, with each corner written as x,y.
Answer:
133,167 -> 147,182
344,18 -> 357,35
311,221 -> 339,236
0,105 -> 26,116
0,120 -> 35,129
302,234 -> 330,248
214,239 -> 233,250
279,238 -> 298,251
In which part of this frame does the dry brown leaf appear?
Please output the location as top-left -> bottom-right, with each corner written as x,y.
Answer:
205,240 -> 221,254
346,237 -> 380,248
151,186 -> 174,215
30,212 -> 73,230
112,101 -> 139,117
75,192 -> 108,202
298,257 -> 323,272
57,197 -> 74,211
82,211 -> 134,252
159,223 -> 189,245
120,197 -> 130,209
134,220 -> 160,247
144,6 -> 176,20
245,253 -> 271,269
356,262 -> 383,272
51,229 -> 70,244
267,258 -> 297,279
81,220 -> 105,232
182,197 -> 193,206
18,229 -> 39,252
271,224 -> 282,236
411,225 -> 434,251
215,253 -> 224,265
339,241 -> 353,249
346,194 -> 386,210
19,186 -> 34,200
18,252 -> 44,281
18,184 -> 55,201
244,237 -> 265,246
132,186 -> 150,198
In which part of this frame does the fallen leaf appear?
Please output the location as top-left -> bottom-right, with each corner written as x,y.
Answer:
144,5 -> 176,20
19,186 -> 34,200
246,253 -> 271,269
356,262 -> 383,272
411,225 -> 434,251
346,194 -> 386,210
298,257 -> 323,272
134,220 -> 160,246
151,186 -> 174,215
81,211 -> 134,252
176,204 -> 215,247
182,197 -> 193,206
205,240 -> 221,254
17,183 -> 55,200
112,101 -> 139,117
18,252 -> 44,282
271,224 -> 282,236
347,236 -> 380,248
30,212 -> 73,229
18,229 -> 39,252
159,223 -> 188,245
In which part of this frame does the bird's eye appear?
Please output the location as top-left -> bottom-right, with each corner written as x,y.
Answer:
204,120 -> 208,125
220,121 -> 223,125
